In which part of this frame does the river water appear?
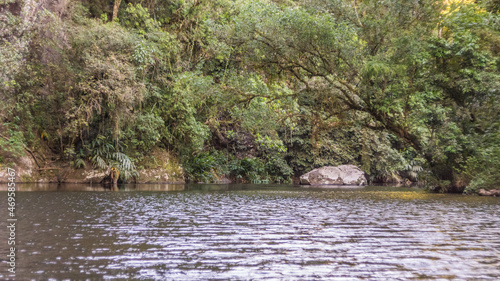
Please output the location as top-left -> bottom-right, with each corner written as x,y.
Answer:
0,184 -> 499,280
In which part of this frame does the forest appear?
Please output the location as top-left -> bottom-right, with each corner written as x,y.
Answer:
0,0 -> 499,193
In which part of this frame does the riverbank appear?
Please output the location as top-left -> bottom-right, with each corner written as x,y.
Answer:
0,149 -> 185,184
1,153 -> 498,196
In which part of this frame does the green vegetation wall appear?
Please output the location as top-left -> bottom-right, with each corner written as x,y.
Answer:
1,0 -> 499,192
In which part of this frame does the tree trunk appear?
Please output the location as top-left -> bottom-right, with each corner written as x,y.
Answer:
112,0 -> 122,21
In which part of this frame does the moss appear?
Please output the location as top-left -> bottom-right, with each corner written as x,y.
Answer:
164,156 -> 183,180
20,175 -> 33,182
134,147 -> 184,183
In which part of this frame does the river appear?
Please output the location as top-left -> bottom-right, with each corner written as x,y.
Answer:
0,184 -> 499,280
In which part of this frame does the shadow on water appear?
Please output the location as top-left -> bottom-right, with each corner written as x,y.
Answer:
0,182 -> 417,192
0,182 -> 306,192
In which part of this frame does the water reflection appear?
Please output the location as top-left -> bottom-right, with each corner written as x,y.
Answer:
0,183 -> 302,192
0,184 -> 498,280
0,183 -> 188,192
121,184 -> 186,192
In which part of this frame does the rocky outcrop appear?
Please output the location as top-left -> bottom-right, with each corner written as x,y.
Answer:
0,149 -> 185,184
60,167 -> 108,184
136,167 -> 184,183
135,148 -> 184,183
478,189 -> 500,197
0,156 -> 38,182
300,165 -> 367,186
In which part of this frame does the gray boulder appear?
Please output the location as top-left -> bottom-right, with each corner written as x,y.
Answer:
300,165 -> 367,186
478,189 -> 500,197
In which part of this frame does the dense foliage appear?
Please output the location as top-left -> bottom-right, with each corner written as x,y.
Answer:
1,0 -> 499,192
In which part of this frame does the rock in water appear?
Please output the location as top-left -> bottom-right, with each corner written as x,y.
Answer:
478,189 -> 500,197
300,165 -> 367,186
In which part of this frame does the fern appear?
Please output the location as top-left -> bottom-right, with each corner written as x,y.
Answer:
92,155 -> 108,170
73,158 -> 87,169
112,152 -> 135,171
87,136 -> 137,182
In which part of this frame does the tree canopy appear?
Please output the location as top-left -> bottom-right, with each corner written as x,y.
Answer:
1,0 -> 499,192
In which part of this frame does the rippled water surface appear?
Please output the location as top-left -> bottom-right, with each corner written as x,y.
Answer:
1,184 -> 499,280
